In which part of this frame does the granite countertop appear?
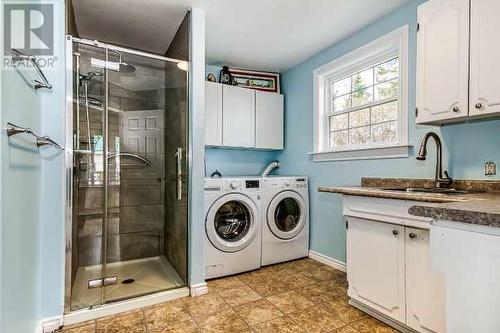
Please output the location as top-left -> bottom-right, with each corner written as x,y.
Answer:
319,178 -> 500,228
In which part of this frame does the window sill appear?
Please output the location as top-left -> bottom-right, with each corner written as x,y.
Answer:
309,144 -> 412,162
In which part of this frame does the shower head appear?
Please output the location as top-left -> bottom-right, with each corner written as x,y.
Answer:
118,62 -> 136,73
110,49 -> 136,73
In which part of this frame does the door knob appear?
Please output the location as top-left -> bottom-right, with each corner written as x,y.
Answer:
475,103 -> 483,109
392,230 -> 399,235
452,106 -> 459,112
409,233 -> 417,239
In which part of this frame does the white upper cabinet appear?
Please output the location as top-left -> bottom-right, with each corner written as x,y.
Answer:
255,91 -> 284,149
416,0 -> 470,124
347,217 -> 406,323
405,228 -> 447,333
469,0 -> 500,118
205,82 -> 223,146
205,82 -> 284,149
417,0 -> 500,124
222,85 -> 256,148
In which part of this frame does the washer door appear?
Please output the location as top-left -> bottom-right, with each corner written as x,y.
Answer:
206,193 -> 259,253
267,191 -> 305,240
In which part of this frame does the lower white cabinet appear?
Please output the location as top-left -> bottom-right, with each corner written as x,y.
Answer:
405,227 -> 447,333
347,217 -> 406,323
347,216 -> 446,332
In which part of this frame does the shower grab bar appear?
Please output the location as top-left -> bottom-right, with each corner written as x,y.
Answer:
11,49 -> 53,90
107,152 -> 151,167
6,122 -> 64,150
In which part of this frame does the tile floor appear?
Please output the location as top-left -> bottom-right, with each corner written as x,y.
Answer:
58,258 -> 398,333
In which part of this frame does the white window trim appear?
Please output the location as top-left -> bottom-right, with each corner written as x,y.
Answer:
312,25 -> 410,162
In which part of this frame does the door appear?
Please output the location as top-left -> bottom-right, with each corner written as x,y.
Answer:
102,49 -> 189,303
267,191 -> 305,239
469,0 -> 500,118
416,0 -> 469,124
406,228 -> 446,333
205,193 -> 259,253
205,81 -> 223,146
222,85 -> 255,148
255,91 -> 284,149
347,217 -> 406,323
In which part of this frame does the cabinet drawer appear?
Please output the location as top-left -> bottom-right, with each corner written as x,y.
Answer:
343,196 -> 434,229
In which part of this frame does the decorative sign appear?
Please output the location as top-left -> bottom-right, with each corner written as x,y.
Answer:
229,68 -> 280,93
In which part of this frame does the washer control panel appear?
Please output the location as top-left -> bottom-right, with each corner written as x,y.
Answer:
263,177 -> 308,190
221,178 -> 261,192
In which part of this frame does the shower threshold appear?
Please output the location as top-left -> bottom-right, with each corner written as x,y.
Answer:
70,256 -> 184,310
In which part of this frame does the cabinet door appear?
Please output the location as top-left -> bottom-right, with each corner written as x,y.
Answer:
205,82 -> 223,146
222,85 -> 255,148
469,0 -> 500,118
416,0 -> 469,124
255,91 -> 284,149
347,218 -> 406,323
406,228 -> 446,333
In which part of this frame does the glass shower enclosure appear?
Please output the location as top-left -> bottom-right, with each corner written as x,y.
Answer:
64,37 -> 189,311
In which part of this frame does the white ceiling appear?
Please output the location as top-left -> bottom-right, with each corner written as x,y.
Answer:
73,0 -> 410,72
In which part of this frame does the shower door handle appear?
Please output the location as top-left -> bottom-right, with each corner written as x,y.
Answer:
175,147 -> 183,200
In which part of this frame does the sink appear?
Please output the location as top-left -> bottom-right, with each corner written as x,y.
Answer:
382,187 -> 472,195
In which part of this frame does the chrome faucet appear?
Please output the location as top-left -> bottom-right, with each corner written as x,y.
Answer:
416,132 -> 453,188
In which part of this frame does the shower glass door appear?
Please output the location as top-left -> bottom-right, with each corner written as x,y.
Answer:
69,39 -> 188,311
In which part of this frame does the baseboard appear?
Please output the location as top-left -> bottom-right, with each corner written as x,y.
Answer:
62,287 -> 189,327
41,316 -> 63,333
308,250 -> 346,273
190,282 -> 208,296
32,320 -> 43,333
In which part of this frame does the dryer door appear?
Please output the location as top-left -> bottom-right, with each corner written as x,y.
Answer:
206,193 -> 259,253
267,191 -> 306,240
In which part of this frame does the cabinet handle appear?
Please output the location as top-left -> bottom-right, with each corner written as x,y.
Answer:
392,230 -> 399,235
475,103 -> 483,109
409,233 -> 417,239
452,106 -> 459,112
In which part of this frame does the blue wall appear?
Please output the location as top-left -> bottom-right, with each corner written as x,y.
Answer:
276,0 -> 500,263
205,148 -> 279,177
39,0 -> 66,318
1,0 -> 65,330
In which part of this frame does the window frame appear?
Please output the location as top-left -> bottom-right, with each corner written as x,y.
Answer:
312,25 -> 410,162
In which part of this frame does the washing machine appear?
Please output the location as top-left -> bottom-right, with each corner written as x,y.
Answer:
261,176 -> 309,266
204,177 -> 262,279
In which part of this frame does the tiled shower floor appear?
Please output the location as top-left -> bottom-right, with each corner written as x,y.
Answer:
71,256 -> 184,310
61,258 -> 397,332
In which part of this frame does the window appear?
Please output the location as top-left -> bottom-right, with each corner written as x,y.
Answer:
313,26 -> 409,161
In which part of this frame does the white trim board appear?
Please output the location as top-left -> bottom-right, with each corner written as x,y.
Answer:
59,287 -> 189,329
312,25 -> 409,161
308,250 -> 346,272
41,316 -> 63,333
190,282 -> 208,296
